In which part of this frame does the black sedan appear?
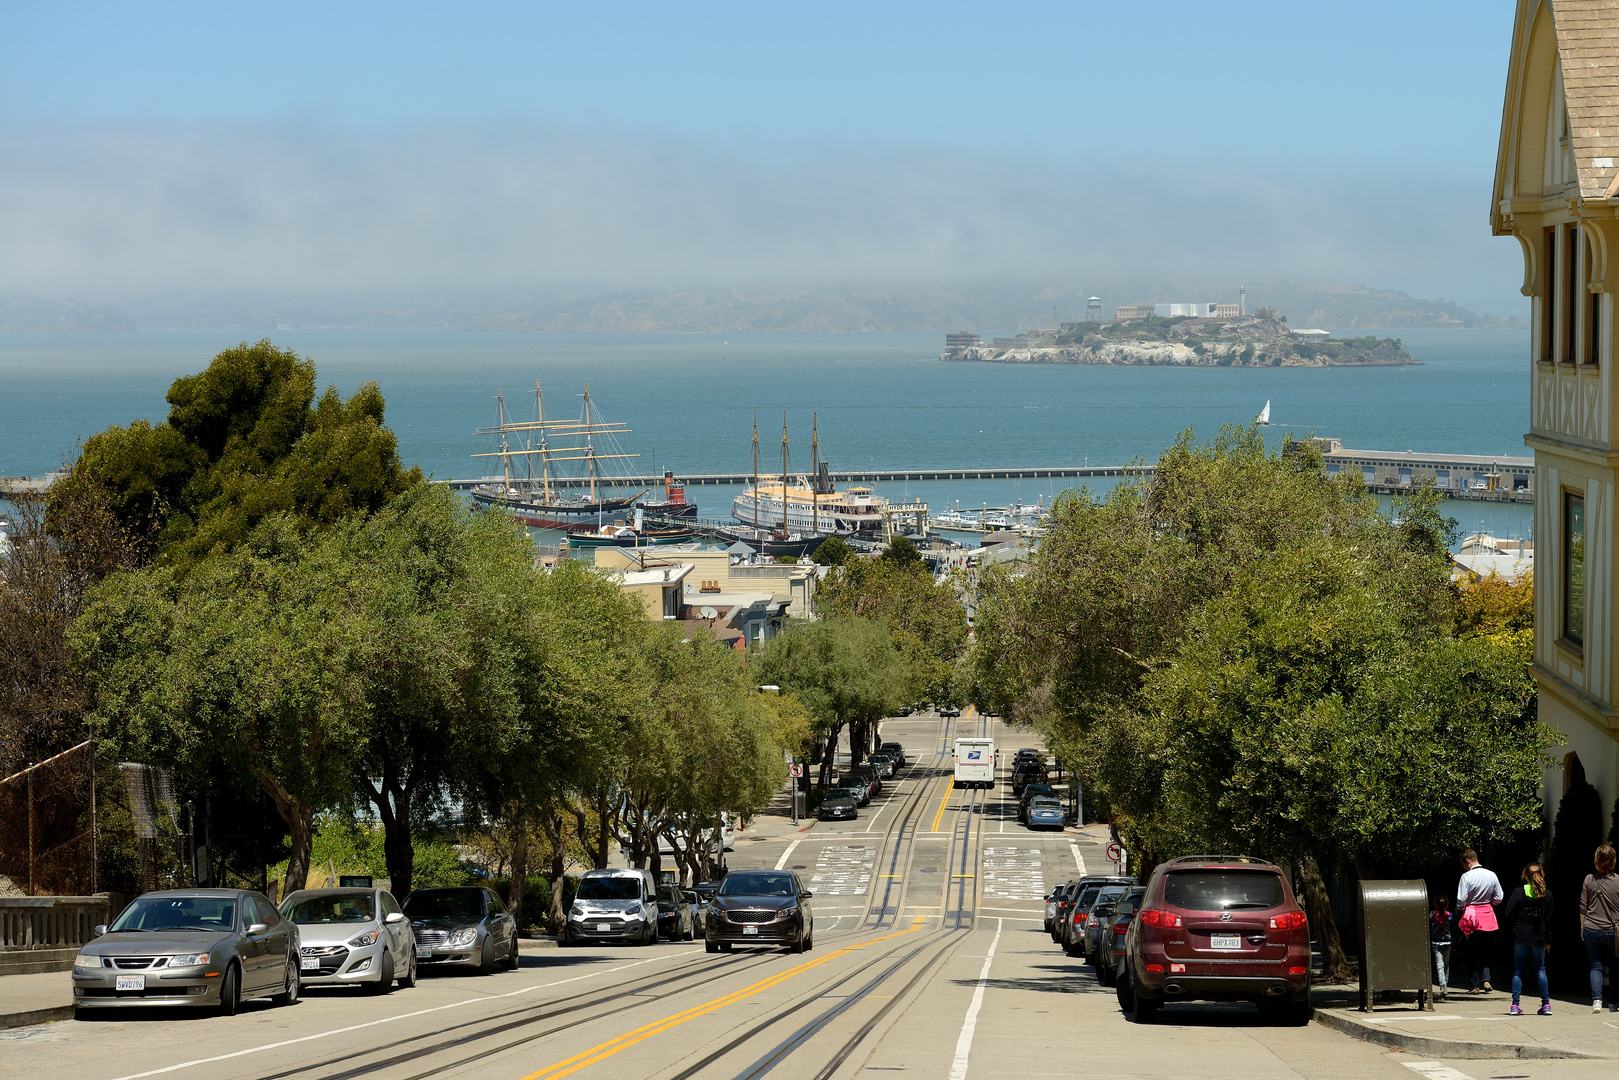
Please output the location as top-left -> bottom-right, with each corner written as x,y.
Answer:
705,870 -> 814,954
404,887 -> 519,974
655,886 -> 695,941
817,790 -> 859,821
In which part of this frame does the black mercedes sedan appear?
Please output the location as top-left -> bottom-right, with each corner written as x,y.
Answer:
817,790 -> 858,821
704,870 -> 813,954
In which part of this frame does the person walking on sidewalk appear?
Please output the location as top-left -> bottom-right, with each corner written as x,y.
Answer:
1582,843 -> 1619,1014
1456,848 -> 1504,993
1500,862 -> 1552,1015
1430,894 -> 1453,1002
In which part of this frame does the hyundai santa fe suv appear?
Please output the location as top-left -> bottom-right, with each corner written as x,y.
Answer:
1119,856 -> 1312,1025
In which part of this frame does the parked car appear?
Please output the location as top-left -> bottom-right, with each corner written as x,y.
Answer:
684,889 -> 709,935
72,889 -> 299,1015
1056,875 -> 1135,949
818,789 -> 859,821
1081,887 -> 1129,961
1098,887 -> 1147,987
281,887 -> 415,991
564,869 -> 660,946
406,886 -> 519,972
1045,881 -> 1082,938
1013,748 -> 1044,766
938,704 -> 962,717
1118,855 -> 1312,1025
1025,796 -> 1065,830
1066,885 -> 1126,957
867,754 -> 897,780
1011,762 -> 1048,797
1017,784 -> 1057,823
655,886 -> 695,941
705,870 -> 814,954
879,742 -> 908,767
846,767 -> 882,799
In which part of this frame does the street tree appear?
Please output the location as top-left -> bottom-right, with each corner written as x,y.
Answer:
816,552 -> 968,706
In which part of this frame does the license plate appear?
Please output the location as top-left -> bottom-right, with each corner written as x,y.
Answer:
115,974 -> 145,991
597,922 -> 611,932
301,957 -> 321,971
416,947 -> 432,959
1210,934 -> 1241,950
743,925 -> 759,935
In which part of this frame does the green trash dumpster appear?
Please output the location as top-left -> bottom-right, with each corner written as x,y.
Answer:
1357,878 -> 1433,1011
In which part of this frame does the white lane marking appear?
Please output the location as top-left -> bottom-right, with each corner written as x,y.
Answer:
810,844 -> 876,896
981,846 -> 1045,901
106,954 -> 680,1080
1401,1064 -> 1478,1080
1068,841 -> 1086,875
1361,1015 -> 1464,1024
774,839 -> 802,870
947,919 -> 1003,1080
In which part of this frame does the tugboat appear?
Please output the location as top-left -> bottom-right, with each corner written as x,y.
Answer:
638,471 -> 699,519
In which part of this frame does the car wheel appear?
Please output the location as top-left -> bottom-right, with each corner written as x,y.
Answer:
1063,937 -> 1083,958
477,941 -> 496,975
218,962 -> 241,1016
271,956 -> 300,1007
789,934 -> 806,954
1264,996 -> 1313,1026
1132,981 -> 1159,1024
399,950 -> 417,989
504,937 -> 520,971
369,949 -> 396,993
1115,971 -> 1135,1012
683,920 -> 694,942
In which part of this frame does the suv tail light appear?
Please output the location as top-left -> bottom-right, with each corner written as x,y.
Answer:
1137,909 -> 1181,928
1269,911 -> 1308,931
1075,913 -> 1088,925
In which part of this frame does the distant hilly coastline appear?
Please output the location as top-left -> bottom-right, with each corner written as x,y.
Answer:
1,280 -> 1526,334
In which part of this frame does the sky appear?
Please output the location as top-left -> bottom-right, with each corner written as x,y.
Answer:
1,1 -> 1529,314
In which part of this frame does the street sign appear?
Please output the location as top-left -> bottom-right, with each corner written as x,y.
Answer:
788,763 -> 804,778
1105,842 -> 1122,863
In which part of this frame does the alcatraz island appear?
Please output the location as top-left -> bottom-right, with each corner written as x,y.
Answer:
941,301 -> 1417,367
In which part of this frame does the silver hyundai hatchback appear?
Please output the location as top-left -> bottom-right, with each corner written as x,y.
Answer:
280,888 -> 416,991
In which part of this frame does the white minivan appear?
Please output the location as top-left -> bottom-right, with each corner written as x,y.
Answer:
565,869 -> 660,946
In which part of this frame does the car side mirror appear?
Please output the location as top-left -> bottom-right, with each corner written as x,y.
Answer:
799,891 -> 813,900
248,923 -> 269,935
92,924 -> 107,937
385,912 -> 405,924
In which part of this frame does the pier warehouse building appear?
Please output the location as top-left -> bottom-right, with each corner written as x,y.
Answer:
1493,0 -> 1619,826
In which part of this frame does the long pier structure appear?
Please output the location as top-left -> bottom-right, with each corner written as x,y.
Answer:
443,465 -> 1144,490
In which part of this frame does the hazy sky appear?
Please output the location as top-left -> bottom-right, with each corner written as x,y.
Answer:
2,2 -> 1527,313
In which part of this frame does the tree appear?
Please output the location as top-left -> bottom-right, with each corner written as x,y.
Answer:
57,340 -> 419,575
816,553 -> 968,706
811,536 -> 854,566
879,535 -> 922,568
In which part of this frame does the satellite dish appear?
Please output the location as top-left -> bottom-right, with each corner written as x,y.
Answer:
700,606 -> 718,620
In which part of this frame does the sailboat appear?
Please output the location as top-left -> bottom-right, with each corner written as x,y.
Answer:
1254,400 -> 1272,426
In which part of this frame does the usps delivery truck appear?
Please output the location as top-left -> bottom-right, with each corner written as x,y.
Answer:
953,737 -> 995,788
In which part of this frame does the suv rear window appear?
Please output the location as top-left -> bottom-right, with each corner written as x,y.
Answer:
1163,870 -> 1285,911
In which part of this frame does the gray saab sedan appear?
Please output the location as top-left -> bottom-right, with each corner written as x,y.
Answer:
704,870 -> 813,954
73,889 -> 299,1014
280,887 -> 416,991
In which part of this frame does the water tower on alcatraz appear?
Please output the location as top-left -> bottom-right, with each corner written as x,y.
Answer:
1086,296 -> 1103,323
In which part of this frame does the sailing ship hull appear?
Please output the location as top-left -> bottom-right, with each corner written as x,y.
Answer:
471,488 -> 644,524
717,527 -> 827,558
636,498 -> 699,518
731,490 -> 882,534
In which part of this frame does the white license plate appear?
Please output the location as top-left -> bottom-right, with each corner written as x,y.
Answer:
597,922 -> 612,932
1210,934 -> 1241,950
301,957 -> 321,971
416,947 -> 432,959
115,974 -> 145,991
743,925 -> 759,935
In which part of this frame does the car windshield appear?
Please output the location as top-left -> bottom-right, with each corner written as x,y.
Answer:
404,890 -> 483,918
284,894 -> 376,924
825,792 -> 854,803
718,873 -> 797,897
1163,871 -> 1285,911
1093,886 -> 1126,907
109,895 -> 236,932
576,877 -> 643,901
657,887 -> 682,908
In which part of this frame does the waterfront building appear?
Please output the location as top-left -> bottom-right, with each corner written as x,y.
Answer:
1154,302 -> 1218,318
1213,303 -> 1242,318
1112,305 -> 1152,321
945,331 -> 981,347
594,544 -> 818,620
1492,0 -> 1619,818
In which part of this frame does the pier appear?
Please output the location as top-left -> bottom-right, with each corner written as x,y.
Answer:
443,465 -> 1144,490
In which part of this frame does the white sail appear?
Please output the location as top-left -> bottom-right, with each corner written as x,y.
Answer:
1255,400 -> 1271,425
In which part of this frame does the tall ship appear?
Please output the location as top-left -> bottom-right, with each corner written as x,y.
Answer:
728,414 -> 896,537
469,384 -> 695,526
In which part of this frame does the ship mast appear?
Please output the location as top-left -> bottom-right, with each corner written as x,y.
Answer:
752,410 -> 759,533
583,383 -> 596,504
811,412 -> 819,536
497,390 -> 511,491
536,381 -> 551,505
781,411 -> 789,535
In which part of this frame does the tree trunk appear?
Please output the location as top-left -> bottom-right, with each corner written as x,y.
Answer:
365,769 -> 415,900
596,788 -> 611,870
1299,853 -> 1355,983
541,810 -> 567,935
254,769 -> 314,893
509,820 -> 529,930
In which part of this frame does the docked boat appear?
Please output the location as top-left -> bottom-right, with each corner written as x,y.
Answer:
729,414 -> 899,536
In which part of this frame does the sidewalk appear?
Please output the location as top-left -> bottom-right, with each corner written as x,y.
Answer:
0,969 -> 73,1030
1314,984 -> 1619,1059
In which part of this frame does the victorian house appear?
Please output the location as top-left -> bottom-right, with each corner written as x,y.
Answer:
1493,0 -> 1619,813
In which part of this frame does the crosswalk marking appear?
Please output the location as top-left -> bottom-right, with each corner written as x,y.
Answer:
1402,1063 -> 1477,1080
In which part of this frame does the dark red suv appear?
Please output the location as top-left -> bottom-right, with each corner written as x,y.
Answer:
1118,855 -> 1312,1024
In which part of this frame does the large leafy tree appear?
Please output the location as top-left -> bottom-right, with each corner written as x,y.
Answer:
57,339 -> 419,574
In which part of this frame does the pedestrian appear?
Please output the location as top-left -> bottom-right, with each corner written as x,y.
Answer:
1500,862 -> 1553,1015
1582,843 -> 1619,1014
1430,893 -> 1453,1001
1455,848 -> 1504,994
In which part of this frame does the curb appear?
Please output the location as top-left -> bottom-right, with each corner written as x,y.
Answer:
0,1005 -> 74,1031
1314,1008 -> 1606,1060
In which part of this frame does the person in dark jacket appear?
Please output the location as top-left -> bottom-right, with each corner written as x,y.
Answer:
1500,861 -> 1553,1015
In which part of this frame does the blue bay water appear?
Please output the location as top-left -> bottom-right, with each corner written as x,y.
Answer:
0,328 -> 1535,541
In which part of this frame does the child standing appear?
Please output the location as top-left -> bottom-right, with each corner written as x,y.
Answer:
1430,894 -> 1453,1002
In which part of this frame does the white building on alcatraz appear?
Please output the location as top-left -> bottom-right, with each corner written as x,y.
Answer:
1493,0 -> 1619,814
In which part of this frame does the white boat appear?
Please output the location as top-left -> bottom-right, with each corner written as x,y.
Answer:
1255,400 -> 1272,425
732,474 -> 888,534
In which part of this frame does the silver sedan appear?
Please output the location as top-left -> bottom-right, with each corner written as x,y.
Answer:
280,887 -> 416,991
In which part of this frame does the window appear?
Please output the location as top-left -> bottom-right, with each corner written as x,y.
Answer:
1565,491 -> 1586,648
1568,225 -> 1580,363
1545,226 -> 1558,361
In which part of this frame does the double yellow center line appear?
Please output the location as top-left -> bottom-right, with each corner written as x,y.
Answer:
518,918 -> 927,1080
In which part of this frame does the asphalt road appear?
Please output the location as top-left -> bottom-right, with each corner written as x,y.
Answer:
2,716 -> 1609,1080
